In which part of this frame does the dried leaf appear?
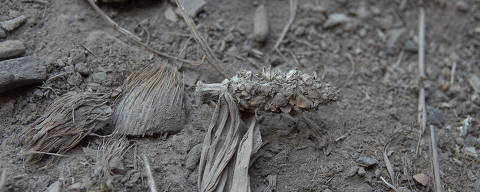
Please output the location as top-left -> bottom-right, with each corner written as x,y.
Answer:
413,173 -> 429,186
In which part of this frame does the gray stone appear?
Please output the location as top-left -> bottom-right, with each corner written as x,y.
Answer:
185,143 -> 203,170
0,15 -> 27,32
70,49 -> 86,65
464,147 -> 478,158
356,183 -> 373,192
0,56 -> 47,93
456,1 -> 469,12
91,72 -> 107,84
64,65 -> 74,73
356,156 -> 378,167
386,28 -> 406,48
427,106 -> 444,127
178,0 -> 206,17
323,189 -> 333,192
357,167 -> 366,177
164,6 -> 178,22
468,75 -> 480,93
46,181 -> 63,192
474,179 -> 480,192
0,40 -> 26,60
324,13 -> 352,28
67,72 -> 82,86
345,166 -> 359,177
75,62 -> 91,75
0,28 -> 6,38
253,5 -> 269,43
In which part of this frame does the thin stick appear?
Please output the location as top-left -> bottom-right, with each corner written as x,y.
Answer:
272,0 -> 298,51
0,169 -> 6,192
142,154 -> 158,192
450,62 -> 456,84
23,151 -> 68,157
415,8 -> 427,155
430,125 -> 442,192
87,0 -> 200,66
380,176 -> 399,192
383,142 -> 397,187
175,0 -> 226,77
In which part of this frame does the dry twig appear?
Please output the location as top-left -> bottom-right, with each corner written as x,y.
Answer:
175,0 -> 226,77
416,8 -> 442,192
272,0 -> 298,51
383,142 -> 397,188
0,169 -> 6,192
142,154 -> 158,192
87,0 -> 200,66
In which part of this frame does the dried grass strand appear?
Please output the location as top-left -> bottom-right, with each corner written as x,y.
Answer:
113,64 -> 184,136
22,92 -> 111,162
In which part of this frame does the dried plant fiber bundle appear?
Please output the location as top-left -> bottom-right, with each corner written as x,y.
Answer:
198,92 -> 262,192
22,92 -> 112,162
196,68 -> 339,115
112,64 -> 185,136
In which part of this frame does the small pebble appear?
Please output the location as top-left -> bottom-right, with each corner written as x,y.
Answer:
46,181 -> 63,192
185,144 -> 203,170
177,0 -> 206,17
67,72 -> 82,86
0,28 -> 6,38
324,13 -> 352,29
464,147 -> 478,158
75,62 -> 91,75
164,6 -> 178,22
346,166 -> 359,177
413,173 -> 429,186
91,72 -> 107,84
456,1 -> 469,12
357,167 -> 366,177
356,156 -> 378,167
70,49 -> 86,65
0,40 -> 26,60
0,15 -> 27,32
253,5 -> 269,43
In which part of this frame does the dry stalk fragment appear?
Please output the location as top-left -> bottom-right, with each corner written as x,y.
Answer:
196,69 -> 339,115
22,92 -> 112,162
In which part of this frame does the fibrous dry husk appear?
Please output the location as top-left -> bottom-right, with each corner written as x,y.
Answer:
198,92 -> 262,192
22,92 -> 112,162
112,64 -> 185,136
196,68 -> 339,115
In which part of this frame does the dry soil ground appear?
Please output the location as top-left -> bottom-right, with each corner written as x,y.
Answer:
0,0 -> 480,191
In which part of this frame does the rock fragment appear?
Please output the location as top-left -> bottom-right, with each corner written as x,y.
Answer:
464,147 -> 478,158
468,75 -> 480,93
253,5 -> 269,43
0,28 -> 6,39
46,181 -> 63,192
0,40 -> 26,60
185,144 -> 203,170
324,13 -> 352,28
413,173 -> 429,186
164,6 -> 179,22
356,156 -> 378,167
177,0 -> 206,17
0,15 -> 27,32
0,56 -> 47,93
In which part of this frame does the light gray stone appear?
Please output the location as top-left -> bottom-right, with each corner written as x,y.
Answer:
0,56 -> 47,93
0,40 -> 26,60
